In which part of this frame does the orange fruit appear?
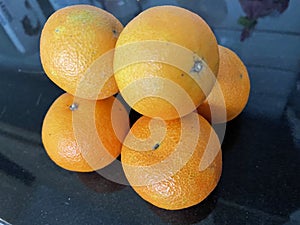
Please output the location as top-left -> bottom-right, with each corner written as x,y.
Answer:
121,112 -> 222,210
114,5 -> 219,120
42,93 -> 129,172
40,5 -> 123,100
197,45 -> 250,123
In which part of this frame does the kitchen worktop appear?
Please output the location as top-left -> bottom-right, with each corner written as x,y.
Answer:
0,1 -> 299,224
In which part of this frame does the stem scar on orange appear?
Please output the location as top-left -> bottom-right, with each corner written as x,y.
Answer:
197,45 -> 250,123
40,5 -> 124,100
121,112 -> 222,210
114,6 -> 219,120
42,93 -> 129,172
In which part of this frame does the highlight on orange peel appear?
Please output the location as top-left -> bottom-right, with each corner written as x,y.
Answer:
114,5 -> 219,120
121,112 -> 222,210
40,5 -> 123,100
42,93 -> 129,172
197,45 -> 250,123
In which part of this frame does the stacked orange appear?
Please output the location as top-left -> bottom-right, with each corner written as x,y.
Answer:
40,5 -> 250,210
40,5 -> 129,172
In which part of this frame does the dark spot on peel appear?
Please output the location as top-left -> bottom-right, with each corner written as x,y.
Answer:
112,29 -> 119,38
240,74 -> 243,79
153,143 -> 160,150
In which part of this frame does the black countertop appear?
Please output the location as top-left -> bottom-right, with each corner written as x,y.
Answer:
0,0 -> 299,224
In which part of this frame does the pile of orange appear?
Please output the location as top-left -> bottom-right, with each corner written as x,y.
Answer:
40,5 -> 250,210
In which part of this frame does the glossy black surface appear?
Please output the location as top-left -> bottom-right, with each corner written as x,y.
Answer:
0,1 -> 300,224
